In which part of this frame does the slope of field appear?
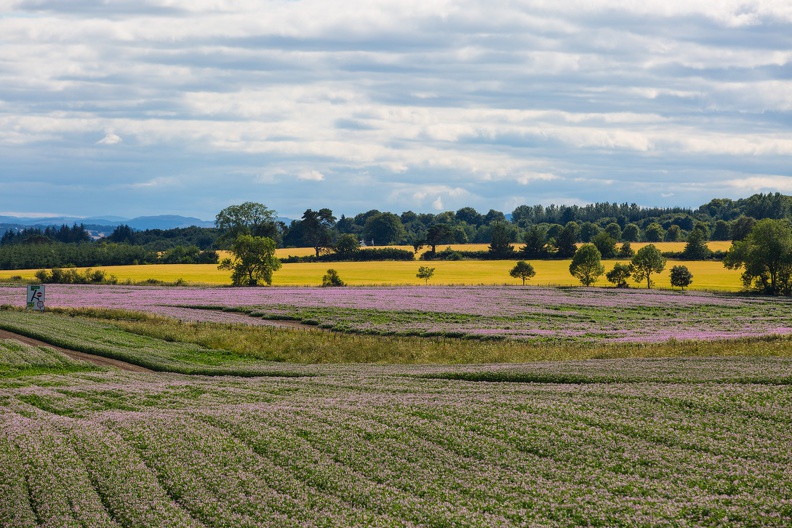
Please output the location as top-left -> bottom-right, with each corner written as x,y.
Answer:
2,344 -> 791,526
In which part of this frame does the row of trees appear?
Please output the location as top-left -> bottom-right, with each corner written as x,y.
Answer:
217,217 -> 792,296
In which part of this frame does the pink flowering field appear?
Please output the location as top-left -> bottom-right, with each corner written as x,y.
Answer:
2,283 -> 792,343
2,285 -> 792,525
2,338 -> 792,526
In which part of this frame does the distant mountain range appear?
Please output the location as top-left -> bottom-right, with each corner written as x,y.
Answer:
0,215 -> 216,233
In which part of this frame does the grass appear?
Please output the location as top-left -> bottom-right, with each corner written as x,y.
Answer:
3,307 -> 792,375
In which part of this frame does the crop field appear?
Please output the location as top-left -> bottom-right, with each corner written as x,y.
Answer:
2,327 -> 792,526
1,281 -> 792,525
0,258 -> 743,290
2,283 -> 789,345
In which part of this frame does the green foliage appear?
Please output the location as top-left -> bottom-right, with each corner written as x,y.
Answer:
321,269 -> 345,287
644,222 -> 665,242
569,244 -> 604,286
509,260 -> 536,285
35,268 -> 117,285
606,263 -> 632,288
670,265 -> 693,290
520,225 -> 547,258
334,233 -> 360,257
682,229 -> 712,260
302,208 -> 336,257
487,222 -> 515,257
555,222 -> 579,258
424,223 -> 454,253
215,202 -> 279,247
416,266 -> 435,285
631,244 -> 667,289
591,231 -> 617,259
724,218 -> 792,295
362,212 -> 406,246
218,235 -> 281,286
617,242 -> 635,259
621,223 -> 640,242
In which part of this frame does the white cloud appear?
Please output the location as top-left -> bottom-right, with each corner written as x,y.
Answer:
298,170 -> 325,182
1,0 -> 791,217
723,176 -> 792,193
432,196 -> 444,210
97,131 -> 122,145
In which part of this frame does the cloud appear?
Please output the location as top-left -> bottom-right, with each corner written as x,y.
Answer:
1,1 -> 791,217
298,170 -> 325,182
97,131 -> 122,145
723,176 -> 792,193
432,196 -> 443,210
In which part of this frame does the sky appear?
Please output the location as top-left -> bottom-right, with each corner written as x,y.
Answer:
1,0 -> 791,221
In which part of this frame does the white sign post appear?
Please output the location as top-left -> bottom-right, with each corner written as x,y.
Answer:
27,285 -> 45,311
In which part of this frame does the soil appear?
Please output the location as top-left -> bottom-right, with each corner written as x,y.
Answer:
0,329 -> 153,373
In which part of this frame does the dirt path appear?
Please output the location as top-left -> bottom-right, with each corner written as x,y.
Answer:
0,329 -> 153,373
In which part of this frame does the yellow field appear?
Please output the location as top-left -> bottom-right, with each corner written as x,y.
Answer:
0,258 -> 744,291
275,241 -> 732,259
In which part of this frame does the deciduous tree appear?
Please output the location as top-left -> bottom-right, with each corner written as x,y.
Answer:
569,244 -> 604,286
724,218 -> 792,295
631,244 -> 666,289
218,235 -> 281,286
670,265 -> 693,290
417,266 -> 435,285
215,202 -> 279,248
606,263 -> 632,288
509,260 -> 536,285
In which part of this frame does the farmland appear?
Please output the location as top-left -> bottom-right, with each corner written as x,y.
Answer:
2,281 -> 792,526
2,334 -> 792,525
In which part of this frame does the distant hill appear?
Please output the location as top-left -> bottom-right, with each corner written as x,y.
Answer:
0,214 -> 213,229
0,215 -> 215,237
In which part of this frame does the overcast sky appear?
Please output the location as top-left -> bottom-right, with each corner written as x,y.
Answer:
1,1 -> 791,220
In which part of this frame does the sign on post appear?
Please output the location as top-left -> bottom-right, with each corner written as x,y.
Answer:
27,285 -> 45,311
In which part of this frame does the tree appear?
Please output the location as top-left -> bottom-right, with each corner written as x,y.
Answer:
730,216 -> 756,241
425,224 -> 454,253
682,229 -> 712,260
617,242 -> 635,259
711,220 -> 731,241
631,244 -> 666,289
604,222 -> 622,241
107,224 -> 136,244
488,221 -> 515,257
455,207 -> 483,226
569,244 -> 605,286
215,202 -> 279,248
334,234 -> 360,258
580,222 -> 600,243
664,225 -> 681,242
724,218 -> 792,295
555,222 -> 579,258
218,235 -> 281,286
363,213 -> 406,246
591,231 -> 617,259
417,266 -> 435,285
520,225 -> 547,258
621,223 -> 640,242
302,208 -> 336,258
670,265 -> 693,290
606,263 -> 632,288
644,222 -> 665,242
322,269 -> 345,287
509,260 -> 536,285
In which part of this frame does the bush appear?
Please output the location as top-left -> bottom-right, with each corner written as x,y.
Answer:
322,269 -> 345,287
